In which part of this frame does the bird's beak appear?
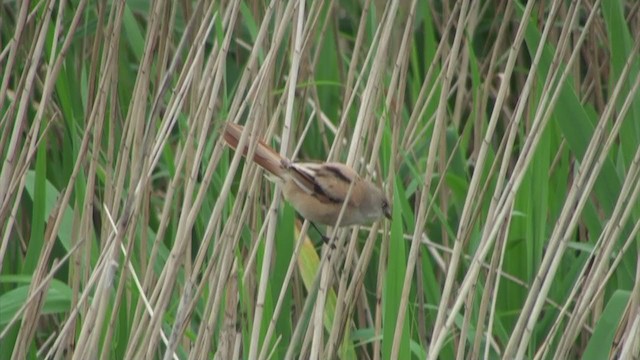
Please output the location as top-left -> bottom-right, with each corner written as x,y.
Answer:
384,206 -> 392,220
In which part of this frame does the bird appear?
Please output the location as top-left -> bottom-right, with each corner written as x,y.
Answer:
222,122 -> 391,227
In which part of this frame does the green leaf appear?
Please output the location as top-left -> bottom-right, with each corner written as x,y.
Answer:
583,290 -> 630,360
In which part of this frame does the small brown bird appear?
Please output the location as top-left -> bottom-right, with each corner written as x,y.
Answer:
222,122 -> 391,226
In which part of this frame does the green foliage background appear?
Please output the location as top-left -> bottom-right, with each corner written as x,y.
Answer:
0,0 -> 639,359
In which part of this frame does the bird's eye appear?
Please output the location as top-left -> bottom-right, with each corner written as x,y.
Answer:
381,199 -> 392,220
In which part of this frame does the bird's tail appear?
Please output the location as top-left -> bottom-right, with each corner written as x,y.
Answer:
222,122 -> 286,179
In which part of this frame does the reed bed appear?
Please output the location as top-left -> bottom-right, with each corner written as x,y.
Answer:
1,0 -> 639,358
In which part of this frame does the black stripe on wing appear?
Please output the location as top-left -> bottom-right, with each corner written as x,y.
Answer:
321,164 -> 353,183
288,163 -> 343,204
